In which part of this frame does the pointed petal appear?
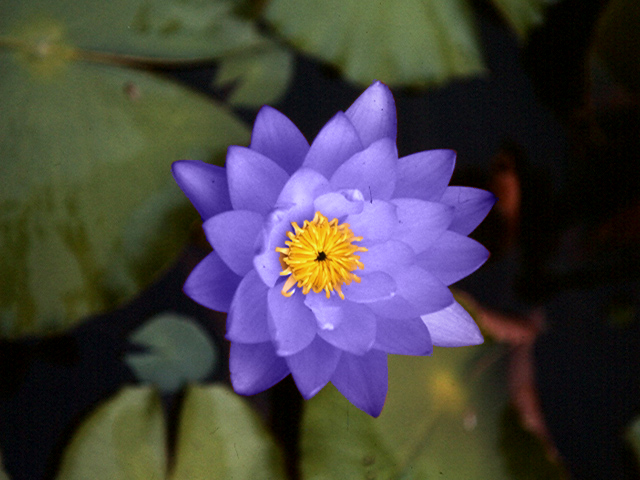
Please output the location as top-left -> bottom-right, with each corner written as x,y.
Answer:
226,146 -> 289,215
345,199 -> 397,246
230,341 -> 289,395
303,112 -> 363,178
202,210 -> 263,276
313,190 -> 365,220
421,301 -> 484,347
373,316 -> 433,355
311,299 -> 377,355
227,270 -> 271,343
368,266 -> 454,319
331,349 -> 388,417
330,138 -> 398,201
286,336 -> 341,399
394,150 -> 456,201
391,198 -> 454,253
440,186 -> 497,235
342,271 -> 396,303
358,240 -> 414,275
276,167 -> 331,210
171,160 -> 231,220
345,81 -> 397,147
183,252 -> 241,312
250,106 -> 309,174
267,287 -> 317,356
415,231 -> 490,286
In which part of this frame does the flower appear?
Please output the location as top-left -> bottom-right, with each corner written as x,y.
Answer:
172,82 -> 495,417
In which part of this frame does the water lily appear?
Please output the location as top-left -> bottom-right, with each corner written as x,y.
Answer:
172,82 -> 495,417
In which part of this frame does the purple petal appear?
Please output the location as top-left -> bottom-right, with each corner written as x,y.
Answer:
345,81 -> 397,147
303,112 -> 364,179
229,341 -> 289,395
227,270 -> 271,343
267,287 -> 317,356
374,316 -> 433,355
307,298 -> 377,355
171,160 -> 231,221
313,190 -> 365,219
342,271 -> 396,303
330,138 -> 398,201
393,150 -> 456,201
276,167 -> 331,210
395,266 -> 454,314
421,301 -> 483,347
390,198 -> 454,253
331,349 -> 388,417
358,240 -> 415,275
367,266 -> 454,319
202,210 -> 263,276
285,336 -> 341,399
226,146 -> 289,215
183,251 -> 241,313
415,231 -> 490,286
439,186 -> 497,235
250,106 -> 309,174
345,199 -> 397,246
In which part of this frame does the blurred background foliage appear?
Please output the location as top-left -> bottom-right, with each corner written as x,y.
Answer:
1,0 -> 639,478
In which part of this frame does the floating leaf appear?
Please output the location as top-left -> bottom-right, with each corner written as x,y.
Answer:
125,313 -> 217,394
302,344 -> 563,479
627,414 -> 640,464
593,0 -> 640,93
0,45 -> 249,338
56,386 -> 167,480
0,0 -> 269,62
264,0 -> 486,87
55,385 -> 286,480
213,42 -> 294,108
171,385 -> 287,480
0,449 -> 10,480
489,0 -> 556,39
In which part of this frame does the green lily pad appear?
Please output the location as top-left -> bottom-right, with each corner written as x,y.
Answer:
213,41 -> 294,108
56,386 -> 167,480
125,313 -> 218,394
593,0 -> 640,93
0,45 -> 249,338
627,414 -> 640,463
0,0 -> 267,61
171,385 -> 287,480
264,0 -> 486,87
55,385 -> 287,480
302,345 -> 563,479
0,449 -> 10,480
489,0 -> 556,39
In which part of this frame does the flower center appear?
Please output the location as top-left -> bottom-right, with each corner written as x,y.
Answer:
275,211 -> 367,299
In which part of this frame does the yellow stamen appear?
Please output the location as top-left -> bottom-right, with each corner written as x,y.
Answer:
275,211 -> 367,299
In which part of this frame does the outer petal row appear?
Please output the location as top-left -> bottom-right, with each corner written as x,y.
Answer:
171,160 -> 231,221
249,105 -> 310,174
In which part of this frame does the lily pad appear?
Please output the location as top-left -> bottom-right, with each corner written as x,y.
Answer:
0,45 -> 249,338
55,385 -> 286,480
125,313 -> 218,394
171,385 -> 287,480
592,0 -> 640,93
55,386 -> 167,480
0,0 -> 267,61
213,41 -> 294,108
301,344 -> 563,479
264,0 -> 486,87
627,414 -> 640,463
489,0 -> 557,39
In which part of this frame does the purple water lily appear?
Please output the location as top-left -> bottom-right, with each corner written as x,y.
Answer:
172,82 -> 495,417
